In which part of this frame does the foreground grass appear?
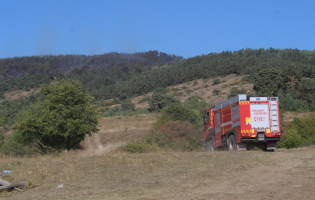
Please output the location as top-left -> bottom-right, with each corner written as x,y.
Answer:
0,150 -> 281,200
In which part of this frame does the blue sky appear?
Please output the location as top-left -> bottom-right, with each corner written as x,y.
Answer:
0,0 -> 314,59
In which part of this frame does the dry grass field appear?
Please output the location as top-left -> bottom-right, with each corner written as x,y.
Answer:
0,146 -> 315,200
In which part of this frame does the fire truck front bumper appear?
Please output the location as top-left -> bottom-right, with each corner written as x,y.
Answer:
240,137 -> 280,143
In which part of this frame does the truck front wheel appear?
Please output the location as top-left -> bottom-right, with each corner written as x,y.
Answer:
228,135 -> 237,151
205,140 -> 215,152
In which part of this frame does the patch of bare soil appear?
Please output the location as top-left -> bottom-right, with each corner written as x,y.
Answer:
1,146 -> 314,200
282,111 -> 314,127
0,88 -> 42,103
78,114 -> 157,156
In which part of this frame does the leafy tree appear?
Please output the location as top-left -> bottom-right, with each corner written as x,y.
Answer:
153,87 -> 168,94
121,102 -> 135,111
138,95 -> 151,103
282,128 -> 302,148
183,96 -> 199,108
157,103 -> 198,125
113,97 -> 121,104
228,87 -> 247,98
212,78 -> 221,85
148,93 -> 180,112
253,69 -> 283,96
298,78 -> 315,105
212,89 -> 221,95
15,80 -> 101,151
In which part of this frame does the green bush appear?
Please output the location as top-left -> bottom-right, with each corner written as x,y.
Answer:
282,128 -> 302,148
192,81 -> 199,86
185,89 -> 193,94
228,87 -> 247,98
138,95 -> 151,103
124,121 -> 202,153
241,75 -> 251,83
0,130 -> 41,156
278,93 -> 309,111
148,93 -> 180,112
212,89 -> 221,95
174,92 -> 184,96
157,103 -> 198,125
279,115 -> 315,148
212,78 -> 221,85
184,96 -> 199,107
153,87 -> 169,94
113,98 -> 121,104
121,102 -> 135,111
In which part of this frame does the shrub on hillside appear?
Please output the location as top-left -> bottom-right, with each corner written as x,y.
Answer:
212,89 -> 221,95
278,92 -> 310,111
138,95 -> 151,103
228,87 -> 247,98
124,121 -> 202,153
153,87 -> 169,94
121,102 -> 135,111
185,89 -> 193,94
184,96 -> 199,108
0,131 -> 41,156
281,128 -> 302,148
148,93 -> 180,112
212,78 -> 221,85
113,98 -> 121,104
157,103 -> 198,125
279,115 -> 315,148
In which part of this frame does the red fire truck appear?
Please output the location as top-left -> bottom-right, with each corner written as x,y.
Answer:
204,94 -> 281,151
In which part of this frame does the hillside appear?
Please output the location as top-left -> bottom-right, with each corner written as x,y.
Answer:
1,48 -> 315,103
130,74 -> 254,109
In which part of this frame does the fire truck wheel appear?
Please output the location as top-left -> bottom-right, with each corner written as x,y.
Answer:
228,135 -> 237,151
205,140 -> 215,152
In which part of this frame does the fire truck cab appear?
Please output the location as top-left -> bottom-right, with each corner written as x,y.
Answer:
204,94 -> 281,151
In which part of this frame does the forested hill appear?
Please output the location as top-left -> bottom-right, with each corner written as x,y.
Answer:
83,48 -> 315,100
1,48 -> 315,102
1,48 -> 315,128
0,50 -> 183,78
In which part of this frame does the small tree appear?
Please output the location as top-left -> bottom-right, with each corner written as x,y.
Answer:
212,78 -> 220,85
15,80 -> 101,151
212,89 -> 221,95
121,102 -> 135,111
228,87 -> 247,98
148,93 -> 180,112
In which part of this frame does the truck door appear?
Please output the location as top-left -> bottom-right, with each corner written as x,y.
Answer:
214,111 -> 221,134
250,103 -> 270,129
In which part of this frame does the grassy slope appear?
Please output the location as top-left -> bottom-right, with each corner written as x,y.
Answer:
125,74 -> 254,109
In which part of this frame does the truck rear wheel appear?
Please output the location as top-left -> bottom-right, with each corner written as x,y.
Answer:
228,135 -> 237,151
